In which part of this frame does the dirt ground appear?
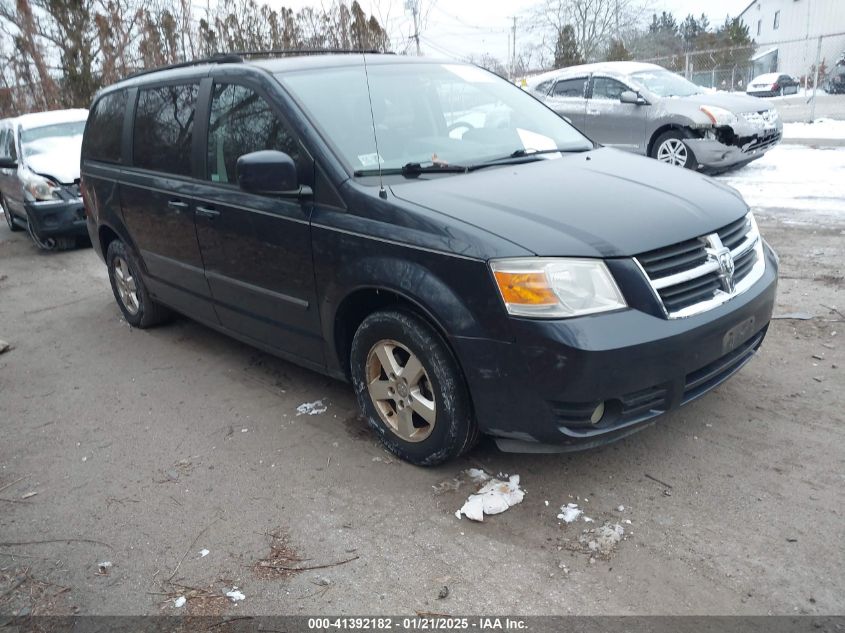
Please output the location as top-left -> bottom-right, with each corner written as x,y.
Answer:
0,208 -> 843,617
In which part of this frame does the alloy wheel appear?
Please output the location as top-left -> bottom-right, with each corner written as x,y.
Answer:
656,138 -> 689,167
113,255 -> 140,315
365,339 -> 436,442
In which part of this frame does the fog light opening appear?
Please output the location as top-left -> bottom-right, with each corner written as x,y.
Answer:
590,402 -> 606,425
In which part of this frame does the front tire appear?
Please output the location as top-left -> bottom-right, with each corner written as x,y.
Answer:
1,195 -> 21,232
651,130 -> 698,170
350,310 -> 478,466
106,240 -> 172,328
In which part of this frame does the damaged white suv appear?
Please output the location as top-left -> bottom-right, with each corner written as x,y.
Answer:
0,109 -> 89,249
528,61 -> 782,173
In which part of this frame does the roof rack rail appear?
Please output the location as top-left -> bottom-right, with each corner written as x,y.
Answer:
230,48 -> 390,58
125,54 -> 243,80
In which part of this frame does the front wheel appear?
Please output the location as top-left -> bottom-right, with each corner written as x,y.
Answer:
1,195 -> 21,232
651,130 -> 698,170
350,310 -> 478,466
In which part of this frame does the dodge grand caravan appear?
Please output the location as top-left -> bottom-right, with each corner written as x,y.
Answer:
81,52 -> 778,465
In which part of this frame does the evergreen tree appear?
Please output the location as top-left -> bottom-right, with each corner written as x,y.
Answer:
554,25 -> 583,68
606,38 -> 632,62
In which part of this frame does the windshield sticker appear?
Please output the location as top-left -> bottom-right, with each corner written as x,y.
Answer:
443,64 -> 496,84
357,153 -> 384,167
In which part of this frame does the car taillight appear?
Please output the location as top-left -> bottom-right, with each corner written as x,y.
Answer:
772,83 -> 779,90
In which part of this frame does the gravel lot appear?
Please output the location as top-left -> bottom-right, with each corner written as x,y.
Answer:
1,159 -> 843,617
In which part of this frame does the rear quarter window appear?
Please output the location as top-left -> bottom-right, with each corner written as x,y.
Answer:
133,83 -> 198,176
83,90 -> 127,163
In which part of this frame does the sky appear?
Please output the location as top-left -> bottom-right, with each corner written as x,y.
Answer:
264,0 -> 749,63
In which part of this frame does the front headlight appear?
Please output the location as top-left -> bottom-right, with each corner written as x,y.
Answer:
23,172 -> 61,202
490,258 -> 627,318
700,105 -> 738,127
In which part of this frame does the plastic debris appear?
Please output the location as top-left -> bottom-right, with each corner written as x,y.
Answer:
296,400 -> 327,416
557,503 -> 583,523
455,474 -> 524,521
617,505 -> 625,512
97,561 -> 112,575
174,596 -> 186,608
465,468 -> 490,483
199,549 -> 209,558
20,491 -> 37,499
225,587 -> 246,602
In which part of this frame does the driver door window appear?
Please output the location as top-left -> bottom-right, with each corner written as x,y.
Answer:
207,83 -> 303,185
590,77 -> 629,101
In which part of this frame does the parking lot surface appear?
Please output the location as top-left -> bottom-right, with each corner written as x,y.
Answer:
1,154 -> 843,616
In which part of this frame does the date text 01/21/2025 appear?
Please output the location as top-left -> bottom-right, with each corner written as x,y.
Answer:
307,617 -> 528,630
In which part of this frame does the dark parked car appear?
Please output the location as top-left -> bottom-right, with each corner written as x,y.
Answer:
81,53 -> 778,465
0,109 -> 89,249
824,65 -> 845,94
746,73 -> 800,97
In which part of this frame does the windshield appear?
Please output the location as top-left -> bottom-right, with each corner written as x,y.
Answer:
280,62 -> 592,173
20,120 -> 86,159
629,70 -> 703,98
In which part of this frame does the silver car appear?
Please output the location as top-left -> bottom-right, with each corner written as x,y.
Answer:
528,61 -> 782,172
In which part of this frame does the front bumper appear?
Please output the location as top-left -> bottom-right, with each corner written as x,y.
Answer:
25,198 -> 87,238
687,129 -> 782,171
454,244 -> 778,452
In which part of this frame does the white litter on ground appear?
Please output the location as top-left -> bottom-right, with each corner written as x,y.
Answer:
225,588 -> 245,602
557,503 -> 583,523
617,505 -> 625,512
466,468 -> 490,483
198,549 -> 209,558
173,596 -> 186,608
783,118 -> 845,141
580,523 -> 625,557
97,561 -> 112,572
296,400 -> 327,416
455,474 -> 524,521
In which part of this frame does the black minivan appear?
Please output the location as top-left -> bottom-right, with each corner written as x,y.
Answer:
81,52 -> 778,465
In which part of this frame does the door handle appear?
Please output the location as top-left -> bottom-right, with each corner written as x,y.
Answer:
196,206 -> 220,219
167,199 -> 189,210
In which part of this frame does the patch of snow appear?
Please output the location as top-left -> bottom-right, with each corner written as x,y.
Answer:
718,145 -> 845,225
617,505 -> 625,512
296,400 -> 327,416
557,503 -> 583,523
225,588 -> 245,602
455,475 -> 525,521
198,549 -> 209,558
783,118 -> 845,141
174,596 -> 186,608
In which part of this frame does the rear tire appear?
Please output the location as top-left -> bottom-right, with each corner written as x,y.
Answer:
1,195 -> 21,232
106,240 -> 172,328
651,130 -> 698,170
350,310 -> 478,466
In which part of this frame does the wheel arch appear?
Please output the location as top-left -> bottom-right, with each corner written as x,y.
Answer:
647,123 -> 695,157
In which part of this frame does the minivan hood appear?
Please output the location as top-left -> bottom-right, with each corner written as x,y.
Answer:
390,147 -> 749,258
24,137 -> 82,184
674,91 -> 772,113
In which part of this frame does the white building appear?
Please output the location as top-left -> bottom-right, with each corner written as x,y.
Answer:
739,0 -> 845,78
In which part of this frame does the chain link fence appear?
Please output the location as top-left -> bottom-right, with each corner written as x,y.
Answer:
633,32 -> 845,94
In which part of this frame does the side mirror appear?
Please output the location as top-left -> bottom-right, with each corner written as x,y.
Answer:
620,90 -> 646,105
0,156 -> 17,169
236,150 -> 310,198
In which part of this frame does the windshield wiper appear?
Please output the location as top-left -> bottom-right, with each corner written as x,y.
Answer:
354,161 -> 467,177
466,147 -> 590,172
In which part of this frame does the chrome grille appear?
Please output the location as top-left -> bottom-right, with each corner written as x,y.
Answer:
636,212 -> 766,319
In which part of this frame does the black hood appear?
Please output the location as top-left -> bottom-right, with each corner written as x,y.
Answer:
390,147 -> 749,258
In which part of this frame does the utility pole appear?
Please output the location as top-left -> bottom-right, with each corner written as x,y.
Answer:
406,0 -> 421,56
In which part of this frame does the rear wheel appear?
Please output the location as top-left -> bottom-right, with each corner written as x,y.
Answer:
651,130 -> 698,170
106,240 -> 172,328
350,310 -> 478,466
1,195 -> 21,232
